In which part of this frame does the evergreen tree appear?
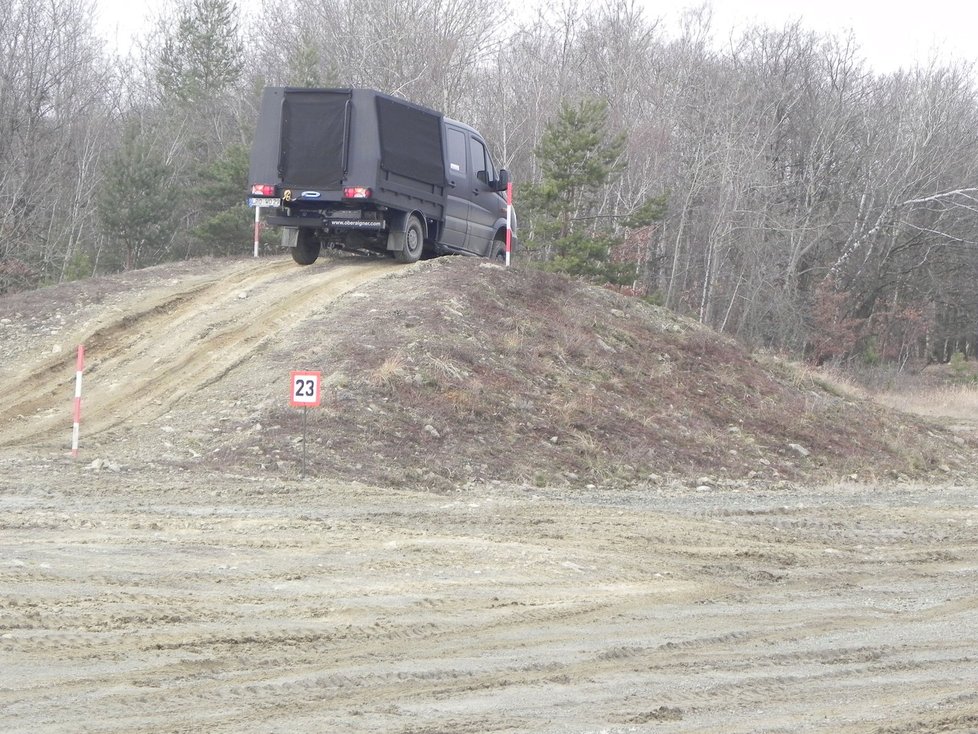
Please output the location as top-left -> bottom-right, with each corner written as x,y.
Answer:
156,0 -> 244,104
97,123 -> 177,271
286,30 -> 340,88
148,0 -> 248,259
524,98 -> 664,286
531,98 -> 625,242
190,144 -> 256,257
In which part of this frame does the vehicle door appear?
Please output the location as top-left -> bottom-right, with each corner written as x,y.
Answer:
441,125 -> 470,249
464,134 -> 502,256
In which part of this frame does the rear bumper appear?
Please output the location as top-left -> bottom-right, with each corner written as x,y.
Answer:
266,214 -> 385,232
265,214 -> 387,232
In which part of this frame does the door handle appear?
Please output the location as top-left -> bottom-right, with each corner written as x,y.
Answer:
448,180 -> 456,187
472,189 -> 480,195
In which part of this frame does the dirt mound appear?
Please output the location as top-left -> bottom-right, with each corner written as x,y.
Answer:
2,255 -> 972,487
198,257 -> 974,488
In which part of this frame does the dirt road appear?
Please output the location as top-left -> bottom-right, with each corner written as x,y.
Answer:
1,461 -> 976,733
0,256 -> 398,449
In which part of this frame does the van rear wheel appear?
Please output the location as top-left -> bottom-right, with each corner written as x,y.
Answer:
394,216 -> 424,264
292,229 -> 321,265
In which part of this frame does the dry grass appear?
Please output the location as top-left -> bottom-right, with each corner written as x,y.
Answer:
768,356 -> 869,402
835,360 -> 978,423
874,384 -> 978,422
425,354 -> 470,382
367,352 -> 408,388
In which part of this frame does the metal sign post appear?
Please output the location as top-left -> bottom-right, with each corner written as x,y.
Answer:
253,205 -> 260,258
248,196 -> 281,257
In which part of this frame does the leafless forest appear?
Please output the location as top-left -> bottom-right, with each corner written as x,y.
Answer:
4,0 -> 978,363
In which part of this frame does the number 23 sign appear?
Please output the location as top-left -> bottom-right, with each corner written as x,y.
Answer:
290,371 -> 322,407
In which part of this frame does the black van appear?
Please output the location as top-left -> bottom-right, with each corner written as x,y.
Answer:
247,87 -> 515,265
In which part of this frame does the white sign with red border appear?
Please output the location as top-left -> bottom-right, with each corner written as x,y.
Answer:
290,371 -> 322,407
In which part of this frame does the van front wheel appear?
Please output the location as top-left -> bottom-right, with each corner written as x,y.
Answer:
394,216 -> 424,264
491,237 -> 507,263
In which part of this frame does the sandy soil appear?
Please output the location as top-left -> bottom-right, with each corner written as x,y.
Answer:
1,256 -> 977,732
0,256 -> 397,448
1,461 -> 977,733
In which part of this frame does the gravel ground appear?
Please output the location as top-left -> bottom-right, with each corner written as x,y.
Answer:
2,457 -> 977,733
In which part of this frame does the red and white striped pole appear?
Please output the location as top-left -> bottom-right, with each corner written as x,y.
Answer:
71,344 -> 84,458
505,181 -> 513,267
253,205 -> 261,258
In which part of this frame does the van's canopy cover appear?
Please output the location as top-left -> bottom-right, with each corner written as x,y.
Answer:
281,90 -> 348,187
375,95 -> 444,186
278,89 -> 445,188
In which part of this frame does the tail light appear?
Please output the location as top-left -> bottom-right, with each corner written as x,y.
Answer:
343,186 -> 372,199
251,184 -> 276,196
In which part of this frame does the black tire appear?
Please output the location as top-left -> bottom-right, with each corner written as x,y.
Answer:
292,229 -> 321,265
393,216 -> 424,264
491,237 -> 507,263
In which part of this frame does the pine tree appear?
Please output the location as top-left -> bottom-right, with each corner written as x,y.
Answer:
97,124 -> 177,271
524,98 -> 664,287
156,0 -> 244,104
191,144 -> 255,257
531,98 -> 625,242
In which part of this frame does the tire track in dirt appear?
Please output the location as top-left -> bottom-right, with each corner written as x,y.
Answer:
0,257 -> 399,449
0,258 -> 292,431
3,448 -> 977,732
13,579 -> 973,734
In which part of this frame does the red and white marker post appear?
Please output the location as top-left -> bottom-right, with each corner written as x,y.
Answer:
253,205 -> 261,258
71,344 -> 84,458
505,181 -> 513,267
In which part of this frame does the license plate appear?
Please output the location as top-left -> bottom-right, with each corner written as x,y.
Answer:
248,197 -> 281,208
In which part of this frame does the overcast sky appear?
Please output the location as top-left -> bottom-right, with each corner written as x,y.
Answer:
657,0 -> 978,73
94,0 -> 978,74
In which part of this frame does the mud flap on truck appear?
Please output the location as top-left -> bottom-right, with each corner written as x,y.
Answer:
281,228 -> 299,250
385,211 -> 408,252
284,226 -> 321,265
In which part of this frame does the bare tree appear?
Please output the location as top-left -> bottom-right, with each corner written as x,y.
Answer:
250,0 -> 504,116
0,0 -> 112,291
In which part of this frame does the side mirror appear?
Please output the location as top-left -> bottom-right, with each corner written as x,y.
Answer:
492,168 -> 510,192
